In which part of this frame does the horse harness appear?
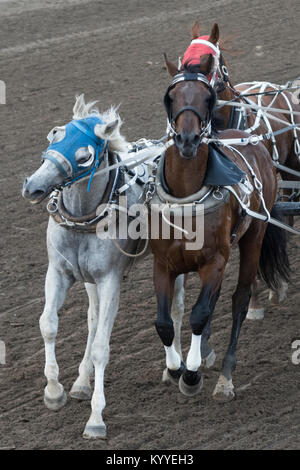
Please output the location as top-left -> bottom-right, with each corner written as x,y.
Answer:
47,151 -> 145,233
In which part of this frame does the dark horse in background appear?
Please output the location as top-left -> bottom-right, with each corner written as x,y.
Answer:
164,22 -> 300,316
148,42 -> 290,401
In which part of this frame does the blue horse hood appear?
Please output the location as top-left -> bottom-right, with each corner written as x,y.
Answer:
43,116 -> 107,191
45,116 -> 105,175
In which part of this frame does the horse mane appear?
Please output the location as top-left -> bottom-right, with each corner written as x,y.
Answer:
72,94 -> 129,154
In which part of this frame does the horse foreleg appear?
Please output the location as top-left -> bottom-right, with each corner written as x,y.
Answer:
179,257 -> 224,397
70,282 -> 99,401
83,273 -> 121,440
40,264 -> 73,411
153,260 -> 184,386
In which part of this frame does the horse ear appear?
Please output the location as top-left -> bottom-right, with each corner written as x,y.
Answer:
95,119 -> 119,139
191,20 -> 201,39
208,23 -> 219,44
104,119 -> 119,136
164,53 -> 178,77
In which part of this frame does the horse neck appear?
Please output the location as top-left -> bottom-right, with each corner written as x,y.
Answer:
164,144 -> 209,198
62,156 -> 110,217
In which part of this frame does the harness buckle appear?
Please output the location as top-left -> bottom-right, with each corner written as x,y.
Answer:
47,190 -> 60,214
212,187 -> 224,200
249,134 -> 260,145
221,65 -> 229,80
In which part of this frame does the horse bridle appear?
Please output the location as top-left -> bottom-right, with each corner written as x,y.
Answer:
163,72 -> 216,137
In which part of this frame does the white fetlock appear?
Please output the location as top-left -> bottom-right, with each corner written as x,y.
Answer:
162,368 -> 173,384
83,414 -> 107,440
44,382 -> 67,411
44,380 -> 64,400
70,384 -> 92,400
268,281 -> 288,304
246,307 -> 264,320
213,374 -> 235,402
83,424 -> 107,440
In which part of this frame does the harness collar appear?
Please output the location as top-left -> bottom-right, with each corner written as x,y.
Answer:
151,152 -> 230,216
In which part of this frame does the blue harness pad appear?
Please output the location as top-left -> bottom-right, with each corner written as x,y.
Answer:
44,116 -> 106,190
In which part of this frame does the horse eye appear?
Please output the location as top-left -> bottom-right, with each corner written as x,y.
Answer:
76,146 -> 95,167
47,126 -> 65,143
77,156 -> 89,164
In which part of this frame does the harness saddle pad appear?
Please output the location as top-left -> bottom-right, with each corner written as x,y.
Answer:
204,143 -> 246,186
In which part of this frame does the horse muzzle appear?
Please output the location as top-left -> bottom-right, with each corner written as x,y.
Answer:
22,177 -> 51,204
174,131 -> 201,159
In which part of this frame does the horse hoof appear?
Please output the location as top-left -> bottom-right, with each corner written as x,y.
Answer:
268,283 -> 288,305
83,425 -> 107,440
178,371 -> 203,397
212,376 -> 235,402
202,349 -> 216,369
44,391 -> 67,411
69,385 -> 92,401
162,361 -> 186,386
246,308 -> 264,320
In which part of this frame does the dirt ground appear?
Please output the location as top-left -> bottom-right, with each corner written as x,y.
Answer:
0,0 -> 299,451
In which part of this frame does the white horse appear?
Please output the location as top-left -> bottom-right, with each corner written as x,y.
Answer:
22,95 -> 185,439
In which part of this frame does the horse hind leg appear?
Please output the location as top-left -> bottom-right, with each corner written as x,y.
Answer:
246,277 -> 265,320
213,283 -> 251,402
40,265 -> 73,411
83,273 -> 121,440
268,279 -> 288,304
70,282 -> 99,401
162,274 -> 186,385
171,274 -> 185,358
213,223 -> 268,402
201,312 -> 217,369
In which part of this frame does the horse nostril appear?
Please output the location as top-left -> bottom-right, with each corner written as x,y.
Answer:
22,178 -> 46,201
193,135 -> 200,145
31,190 -> 45,198
175,134 -> 182,144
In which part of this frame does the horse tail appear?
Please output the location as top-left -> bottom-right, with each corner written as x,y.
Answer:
258,206 -> 290,291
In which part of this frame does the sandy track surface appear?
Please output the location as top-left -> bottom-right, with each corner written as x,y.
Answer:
0,0 -> 299,450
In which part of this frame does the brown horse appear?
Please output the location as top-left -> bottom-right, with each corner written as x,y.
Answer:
164,22 -> 300,315
166,21 -> 300,175
149,66 -> 289,400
